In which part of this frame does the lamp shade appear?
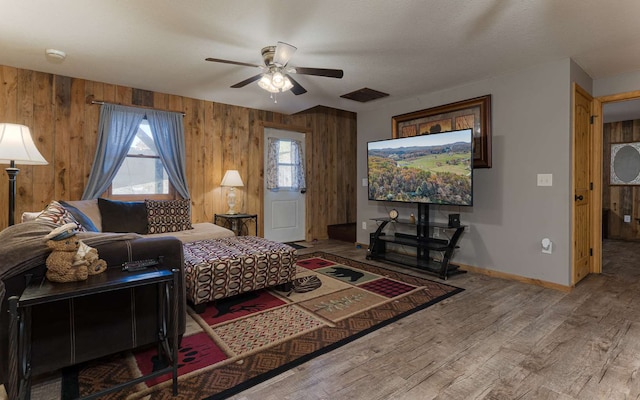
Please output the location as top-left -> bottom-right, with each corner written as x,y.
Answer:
220,170 -> 244,187
0,123 -> 48,165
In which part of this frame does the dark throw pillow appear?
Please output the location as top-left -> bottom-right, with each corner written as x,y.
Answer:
59,200 -> 99,232
98,198 -> 148,234
145,199 -> 193,234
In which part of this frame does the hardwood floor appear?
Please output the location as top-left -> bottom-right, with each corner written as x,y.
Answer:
8,239 -> 638,400
229,239 -> 640,400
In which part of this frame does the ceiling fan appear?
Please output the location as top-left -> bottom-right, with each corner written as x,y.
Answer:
205,42 -> 343,96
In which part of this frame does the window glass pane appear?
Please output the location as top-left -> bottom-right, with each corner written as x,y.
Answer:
128,121 -> 157,156
278,140 -> 292,163
278,165 -> 293,187
113,158 -> 169,194
113,119 -> 169,195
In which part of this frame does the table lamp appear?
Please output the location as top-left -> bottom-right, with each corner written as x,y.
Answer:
0,123 -> 48,225
220,169 -> 244,214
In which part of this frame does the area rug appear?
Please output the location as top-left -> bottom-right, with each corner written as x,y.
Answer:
61,252 -> 463,399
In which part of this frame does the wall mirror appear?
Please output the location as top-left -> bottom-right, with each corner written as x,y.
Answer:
611,142 -> 640,185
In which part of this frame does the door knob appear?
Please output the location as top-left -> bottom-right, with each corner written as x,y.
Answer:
575,194 -> 584,201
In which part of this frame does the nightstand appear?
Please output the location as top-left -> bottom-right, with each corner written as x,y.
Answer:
214,213 -> 258,236
8,267 -> 179,399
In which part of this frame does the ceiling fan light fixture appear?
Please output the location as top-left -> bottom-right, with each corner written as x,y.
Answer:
206,42 -> 343,97
258,71 -> 293,94
281,76 -> 293,92
258,74 -> 279,93
271,71 -> 285,88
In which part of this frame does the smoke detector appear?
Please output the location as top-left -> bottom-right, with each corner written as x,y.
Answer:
45,49 -> 66,60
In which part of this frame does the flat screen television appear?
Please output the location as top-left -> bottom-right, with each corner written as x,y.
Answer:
367,128 -> 473,206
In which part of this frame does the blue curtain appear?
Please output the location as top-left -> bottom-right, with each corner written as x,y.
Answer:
82,104 -> 190,200
82,104 -> 145,199
146,110 -> 190,199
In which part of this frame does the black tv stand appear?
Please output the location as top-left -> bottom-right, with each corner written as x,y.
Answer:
366,204 -> 466,280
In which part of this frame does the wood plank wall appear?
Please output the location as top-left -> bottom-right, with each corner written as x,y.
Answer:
0,65 -> 357,239
603,119 -> 640,240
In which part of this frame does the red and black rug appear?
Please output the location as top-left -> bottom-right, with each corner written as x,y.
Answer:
61,252 -> 463,399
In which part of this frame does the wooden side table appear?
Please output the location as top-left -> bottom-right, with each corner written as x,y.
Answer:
7,267 -> 179,400
214,213 -> 258,236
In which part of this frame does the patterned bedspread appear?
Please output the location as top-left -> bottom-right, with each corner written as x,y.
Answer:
183,236 -> 297,305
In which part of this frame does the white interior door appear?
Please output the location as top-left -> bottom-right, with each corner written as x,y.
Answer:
263,128 -> 306,242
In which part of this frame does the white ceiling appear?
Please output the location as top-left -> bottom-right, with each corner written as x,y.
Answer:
2,0 -> 640,115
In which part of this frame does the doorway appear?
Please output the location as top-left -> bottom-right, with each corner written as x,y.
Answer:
600,96 -> 640,242
591,90 -> 640,276
263,127 -> 307,242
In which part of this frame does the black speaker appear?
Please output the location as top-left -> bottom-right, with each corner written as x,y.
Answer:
448,213 -> 460,228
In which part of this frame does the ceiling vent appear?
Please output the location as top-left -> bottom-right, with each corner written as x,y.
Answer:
340,88 -> 389,103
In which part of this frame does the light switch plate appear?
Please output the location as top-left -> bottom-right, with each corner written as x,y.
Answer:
537,174 -> 553,186
362,178 -> 368,187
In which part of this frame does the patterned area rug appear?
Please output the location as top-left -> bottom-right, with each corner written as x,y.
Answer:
61,252 -> 463,399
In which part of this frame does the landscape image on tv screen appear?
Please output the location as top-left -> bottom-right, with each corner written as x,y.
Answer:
367,128 -> 473,206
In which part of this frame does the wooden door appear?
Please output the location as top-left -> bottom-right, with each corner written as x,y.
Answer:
573,84 -> 593,285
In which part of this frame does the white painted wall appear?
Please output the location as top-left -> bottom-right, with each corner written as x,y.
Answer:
358,58 -> 576,286
571,59 -> 593,94
593,70 -> 640,97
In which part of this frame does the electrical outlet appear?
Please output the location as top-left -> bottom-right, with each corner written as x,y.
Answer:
362,178 -> 368,187
433,228 -> 439,238
624,215 -> 631,223
362,221 -> 367,230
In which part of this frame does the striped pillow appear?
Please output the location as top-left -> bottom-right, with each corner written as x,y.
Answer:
36,200 -> 86,232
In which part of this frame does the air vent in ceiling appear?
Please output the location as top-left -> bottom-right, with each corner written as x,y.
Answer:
340,88 -> 389,103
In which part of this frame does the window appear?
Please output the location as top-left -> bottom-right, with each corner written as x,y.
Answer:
266,138 -> 306,191
110,119 -> 174,199
275,140 -> 295,188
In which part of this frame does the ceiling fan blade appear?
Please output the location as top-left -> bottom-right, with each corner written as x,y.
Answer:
205,57 -> 262,68
286,75 -> 307,95
231,74 -> 263,88
273,42 -> 297,67
293,67 -> 344,79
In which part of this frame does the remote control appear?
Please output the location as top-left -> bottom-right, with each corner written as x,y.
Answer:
122,258 -> 159,272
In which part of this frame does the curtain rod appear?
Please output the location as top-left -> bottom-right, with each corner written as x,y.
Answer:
87,98 -> 186,116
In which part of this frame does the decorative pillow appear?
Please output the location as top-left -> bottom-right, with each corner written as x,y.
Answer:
97,198 -> 148,234
35,200 -> 87,232
59,200 -> 99,232
145,199 -> 193,234
21,211 -> 42,223
63,199 -> 102,232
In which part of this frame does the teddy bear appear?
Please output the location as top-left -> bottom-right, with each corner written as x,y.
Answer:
44,223 -> 106,282
73,240 -> 107,275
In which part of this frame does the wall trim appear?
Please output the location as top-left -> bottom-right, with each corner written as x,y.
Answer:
354,243 -> 571,292
453,262 -> 572,292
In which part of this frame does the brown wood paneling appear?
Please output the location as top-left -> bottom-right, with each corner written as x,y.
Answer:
0,65 -> 357,239
16,69 -> 35,219
0,67 -> 18,227
32,72 -> 55,212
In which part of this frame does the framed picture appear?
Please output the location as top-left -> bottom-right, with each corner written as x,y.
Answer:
610,142 -> 640,185
392,95 -> 492,168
